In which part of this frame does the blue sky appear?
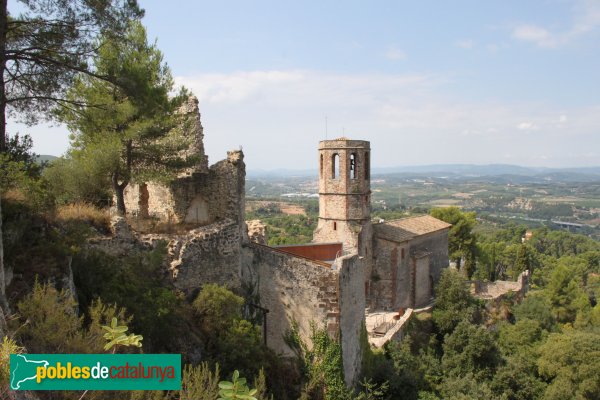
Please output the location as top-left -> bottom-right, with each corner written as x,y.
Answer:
7,0 -> 600,169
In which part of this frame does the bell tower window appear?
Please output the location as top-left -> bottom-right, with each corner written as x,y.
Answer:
332,153 -> 339,179
320,154 -> 324,177
350,153 -> 358,179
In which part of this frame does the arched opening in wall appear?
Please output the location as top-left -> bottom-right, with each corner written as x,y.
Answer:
331,153 -> 339,179
320,154 -> 324,177
350,152 -> 358,179
333,221 -> 337,231
401,248 -> 405,259
184,194 -> 210,225
364,151 -> 370,180
139,183 -> 150,218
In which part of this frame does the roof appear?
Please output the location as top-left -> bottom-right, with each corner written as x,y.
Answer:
374,215 -> 451,243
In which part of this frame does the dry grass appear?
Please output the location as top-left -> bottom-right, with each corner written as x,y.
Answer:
55,203 -> 111,231
2,188 -> 27,202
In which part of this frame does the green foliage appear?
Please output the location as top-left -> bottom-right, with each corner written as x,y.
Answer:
180,363 -> 221,400
439,373 -> 497,400
58,21 -> 193,214
0,336 -> 24,386
386,337 -> 424,399
513,295 -> 556,331
544,264 -> 589,323
218,370 -> 258,400
285,322 -> 352,400
0,133 -> 43,189
102,317 -> 143,352
14,281 -> 135,357
43,155 -> 113,206
431,269 -> 479,334
252,368 -> 271,400
491,355 -> 546,400
497,319 -> 545,357
15,280 -> 86,353
441,320 -> 500,380
2,0 -> 143,126
193,284 -> 268,380
538,330 -> 600,400
72,245 -> 184,352
193,284 -> 244,329
354,379 -> 389,400
430,207 -> 477,276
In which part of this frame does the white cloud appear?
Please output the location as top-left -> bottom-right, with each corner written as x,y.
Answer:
512,0 -> 600,48
455,39 -> 474,49
517,122 -> 539,130
171,70 -> 600,169
384,46 -> 406,60
512,25 -> 560,48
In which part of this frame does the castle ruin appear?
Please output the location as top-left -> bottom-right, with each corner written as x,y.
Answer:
120,100 -> 450,385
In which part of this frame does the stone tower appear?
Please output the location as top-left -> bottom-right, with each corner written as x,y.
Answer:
313,138 -> 372,256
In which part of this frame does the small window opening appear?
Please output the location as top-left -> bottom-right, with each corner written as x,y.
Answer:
333,221 -> 337,230
332,153 -> 339,179
320,154 -> 324,177
364,152 -> 370,180
401,248 -> 405,259
350,153 -> 357,179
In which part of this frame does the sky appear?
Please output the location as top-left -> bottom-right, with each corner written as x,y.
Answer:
7,0 -> 600,170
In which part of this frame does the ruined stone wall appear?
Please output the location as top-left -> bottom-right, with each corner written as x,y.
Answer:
159,219 -> 242,294
371,237 -> 410,310
243,243 -> 338,355
123,150 -> 246,234
242,244 -> 365,385
470,270 -> 530,300
91,217 -> 242,295
337,253 -> 365,386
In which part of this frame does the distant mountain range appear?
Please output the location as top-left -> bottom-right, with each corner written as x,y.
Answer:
247,164 -> 600,183
36,154 -> 58,164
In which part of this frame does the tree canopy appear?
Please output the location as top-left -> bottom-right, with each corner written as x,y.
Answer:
57,21 -> 194,214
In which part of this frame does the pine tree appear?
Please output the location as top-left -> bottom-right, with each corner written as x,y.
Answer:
58,21 -> 195,215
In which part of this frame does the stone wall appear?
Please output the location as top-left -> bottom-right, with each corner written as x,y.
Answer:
370,229 -> 448,310
123,150 -> 246,230
337,253 -> 365,386
242,244 -> 365,385
91,217 -> 243,295
470,270 -> 530,300
371,237 -> 410,310
243,243 -> 337,355
413,253 -> 431,307
408,230 -> 449,283
156,219 -> 242,294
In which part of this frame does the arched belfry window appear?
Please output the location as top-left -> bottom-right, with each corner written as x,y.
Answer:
364,151 -> 370,180
320,154 -> 324,177
332,153 -> 339,179
350,153 -> 358,179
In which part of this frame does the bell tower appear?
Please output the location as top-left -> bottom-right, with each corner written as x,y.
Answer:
313,138 -> 372,253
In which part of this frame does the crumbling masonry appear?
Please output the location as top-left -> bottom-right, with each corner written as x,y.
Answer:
120,100 -> 450,386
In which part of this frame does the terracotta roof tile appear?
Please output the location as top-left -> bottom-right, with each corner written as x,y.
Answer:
374,215 -> 451,243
